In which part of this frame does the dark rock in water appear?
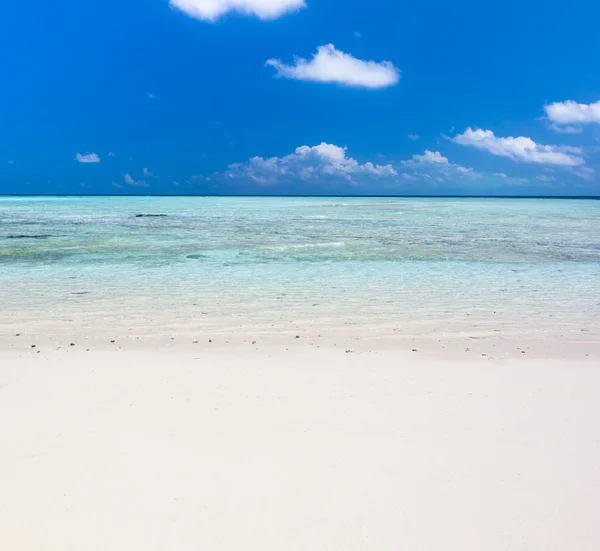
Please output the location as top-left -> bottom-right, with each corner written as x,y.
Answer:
186,254 -> 207,260
7,234 -> 52,239
135,214 -> 168,218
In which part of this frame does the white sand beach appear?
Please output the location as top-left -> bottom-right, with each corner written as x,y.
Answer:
1,340 -> 599,551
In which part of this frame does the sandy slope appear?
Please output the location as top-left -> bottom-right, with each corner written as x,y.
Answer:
1,346 -> 599,551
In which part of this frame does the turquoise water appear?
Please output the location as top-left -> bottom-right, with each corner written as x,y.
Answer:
1,196 -> 599,339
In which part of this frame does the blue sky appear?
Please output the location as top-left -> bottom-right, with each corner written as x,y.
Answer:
2,0 -> 600,196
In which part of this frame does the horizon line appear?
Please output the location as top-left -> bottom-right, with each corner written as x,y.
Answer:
1,194 -> 599,200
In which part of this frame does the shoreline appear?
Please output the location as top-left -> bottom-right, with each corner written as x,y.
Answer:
2,328 -> 599,362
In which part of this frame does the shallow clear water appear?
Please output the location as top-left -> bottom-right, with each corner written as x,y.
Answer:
1,196 -> 599,339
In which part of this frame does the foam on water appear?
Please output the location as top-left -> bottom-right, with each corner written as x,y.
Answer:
1,196 -> 599,339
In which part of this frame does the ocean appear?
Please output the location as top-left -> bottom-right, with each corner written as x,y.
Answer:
1,196 -> 599,340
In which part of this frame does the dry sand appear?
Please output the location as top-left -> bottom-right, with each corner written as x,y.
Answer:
1,341 -> 600,550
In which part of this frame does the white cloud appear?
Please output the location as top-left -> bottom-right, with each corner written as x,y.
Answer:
218,145 -> 533,188
266,44 -> 400,89
401,150 -> 474,181
146,92 -> 157,100
225,142 -> 397,185
405,150 -> 449,165
124,173 -> 150,187
536,174 -> 556,182
451,128 -> 584,166
143,167 -> 154,177
75,152 -> 100,163
108,152 -> 116,157
112,181 -> 124,188
407,134 -> 420,141
169,0 -> 304,21
545,100 -> 600,125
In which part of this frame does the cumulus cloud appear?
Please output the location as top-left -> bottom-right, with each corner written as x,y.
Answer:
451,128 -> 584,166
170,0 -> 304,21
216,145 -> 532,189
266,44 -> 400,89
124,173 -> 150,187
406,150 -> 449,165
75,152 -> 100,163
545,100 -> 600,125
225,142 -> 397,185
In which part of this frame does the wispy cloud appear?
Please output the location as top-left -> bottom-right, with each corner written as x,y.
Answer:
170,0 -> 305,21
548,123 -> 583,134
451,128 -> 584,166
400,150 -> 528,185
108,152 -> 116,157
572,166 -> 596,181
75,152 -> 100,163
146,92 -> 157,100
407,134 -> 420,141
266,44 -> 400,89
124,173 -> 150,187
112,181 -> 124,188
143,167 -> 154,177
